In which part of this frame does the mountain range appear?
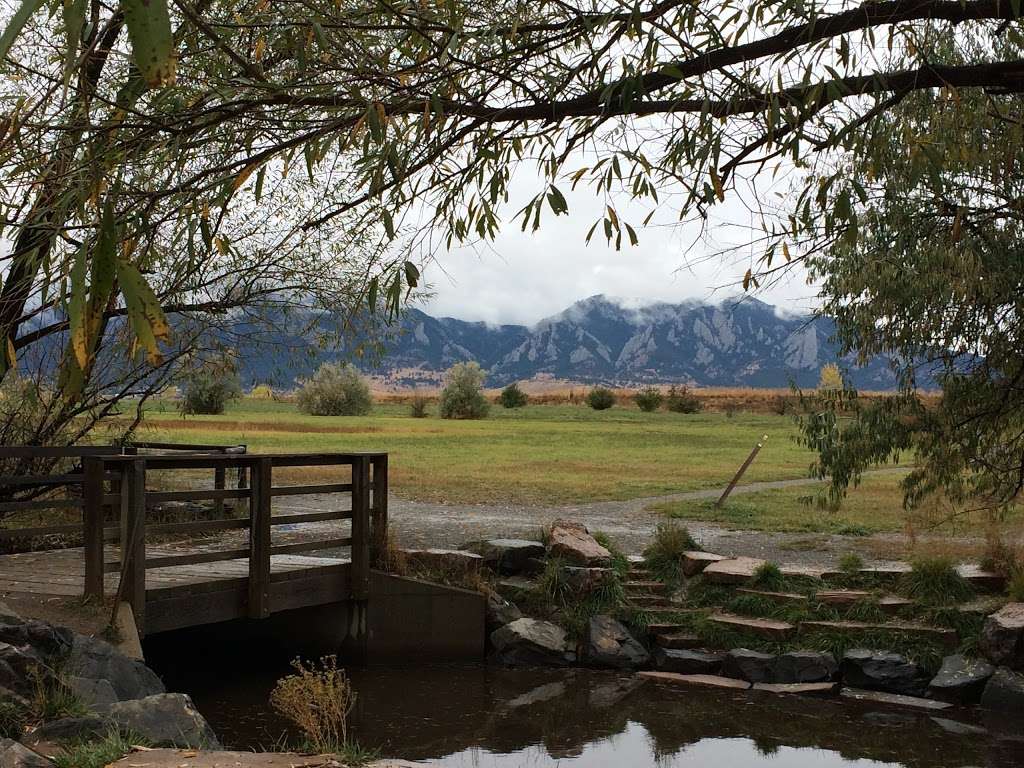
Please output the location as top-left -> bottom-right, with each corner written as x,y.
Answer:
237,295 -> 900,390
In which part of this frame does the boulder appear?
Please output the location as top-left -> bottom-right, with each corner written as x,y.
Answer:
546,520 -> 611,566
69,675 -> 119,712
927,654 -> 994,704
490,618 -> 576,666
979,603 -> 1024,670
561,567 -> 615,592
404,548 -> 483,574
107,693 -> 220,749
466,539 -> 545,575
0,644 -> 51,699
69,635 -> 165,701
0,618 -> 72,660
682,551 -> 726,577
979,667 -> 1024,715
24,716 -> 111,746
652,648 -> 723,675
839,649 -> 929,697
0,739 -> 52,768
721,648 -> 776,683
770,651 -> 837,684
485,593 -> 522,634
585,616 -> 649,669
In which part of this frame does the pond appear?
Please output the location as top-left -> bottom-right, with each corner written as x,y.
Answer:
145,646 -> 1023,768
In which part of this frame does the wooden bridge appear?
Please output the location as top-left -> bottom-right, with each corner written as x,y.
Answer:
0,446 -> 390,637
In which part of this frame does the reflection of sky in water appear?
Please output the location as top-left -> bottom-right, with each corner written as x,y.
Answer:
435,724 -> 902,768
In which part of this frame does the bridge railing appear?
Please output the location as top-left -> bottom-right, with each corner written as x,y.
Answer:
0,443 -> 246,547
82,452 -> 388,631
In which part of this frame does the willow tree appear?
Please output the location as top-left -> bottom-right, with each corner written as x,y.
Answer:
2,1 -> 1022,509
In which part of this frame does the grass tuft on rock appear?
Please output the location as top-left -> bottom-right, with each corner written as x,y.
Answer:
53,729 -> 148,768
643,521 -> 699,586
839,552 -> 864,575
900,556 -> 974,606
749,562 -> 785,592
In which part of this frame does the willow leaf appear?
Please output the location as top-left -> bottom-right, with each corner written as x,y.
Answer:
122,0 -> 176,87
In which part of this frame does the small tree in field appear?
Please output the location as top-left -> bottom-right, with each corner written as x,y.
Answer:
297,363 -> 372,416
179,359 -> 242,415
634,387 -> 663,412
818,363 -> 844,391
587,387 -> 616,410
499,382 -> 528,409
665,385 -> 702,414
440,362 -> 489,419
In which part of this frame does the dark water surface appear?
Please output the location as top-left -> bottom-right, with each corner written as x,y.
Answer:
145,640 -> 1023,768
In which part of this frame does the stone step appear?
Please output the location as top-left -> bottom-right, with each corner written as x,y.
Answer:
735,588 -> 809,605
708,613 -> 796,640
627,595 -> 679,609
701,557 -> 765,584
625,581 -> 669,595
956,564 -> 1006,592
840,687 -> 953,711
638,671 -> 750,690
753,682 -> 838,696
814,590 -> 913,614
682,551 -> 728,577
652,631 -> 703,650
799,620 -> 958,650
645,622 -> 690,635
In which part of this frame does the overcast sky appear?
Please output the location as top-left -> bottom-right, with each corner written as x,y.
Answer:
416,167 -> 822,327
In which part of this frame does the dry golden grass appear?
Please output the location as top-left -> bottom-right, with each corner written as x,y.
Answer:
270,656 -> 356,754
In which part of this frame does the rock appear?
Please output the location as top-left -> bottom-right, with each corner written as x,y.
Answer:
108,693 -> 220,749
682,551 -> 726,577
68,676 -> 119,712
652,648 -> 723,675
839,649 -> 930,697
709,613 -> 794,640
956,564 -> 1006,592
980,667 -> 1024,715
490,618 -> 575,666
652,632 -> 702,650
702,557 -> 765,584
0,739 -> 53,768
979,603 -> 1024,670
466,539 -> 546,575
561,567 -> 614,592
721,649 -> 776,683
930,717 -> 988,737
24,716 -> 111,746
841,687 -> 952,711
771,651 -> 838,683
69,635 -> 165,701
404,548 -> 483,574
585,616 -> 649,669
485,593 -> 522,634
753,682 -> 838,695
638,671 -> 750,690
0,644 -> 51,699
0,618 -> 72,660
735,588 -> 808,606
546,520 -> 611,566
506,681 -> 566,709
927,654 -> 994,704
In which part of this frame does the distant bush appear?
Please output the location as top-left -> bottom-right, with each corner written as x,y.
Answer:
665,385 -> 702,413
439,362 -> 490,419
249,384 -> 275,400
499,382 -> 528,409
586,387 -> 615,410
409,395 -> 430,418
179,360 -> 242,415
296,363 -> 372,416
634,387 -> 663,412
818,363 -> 844,390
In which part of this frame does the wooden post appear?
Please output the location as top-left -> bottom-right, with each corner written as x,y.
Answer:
350,456 -> 371,600
370,454 -> 388,568
213,464 -> 226,517
248,458 -> 272,618
120,459 -> 147,634
82,457 -> 105,600
716,434 -> 768,508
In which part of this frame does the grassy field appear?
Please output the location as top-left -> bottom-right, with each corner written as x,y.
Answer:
650,472 -> 1022,538
134,398 -> 820,506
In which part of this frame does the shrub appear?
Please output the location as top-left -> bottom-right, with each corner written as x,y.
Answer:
249,384 -> 275,399
586,387 -> 615,410
750,562 -> 785,591
901,556 -> 974,606
839,552 -> 865,575
665,385 -> 702,413
409,395 -> 430,418
633,387 -> 663,412
643,521 -> 699,585
818,363 -> 844,390
296,363 -> 372,416
271,656 -> 357,754
178,360 -> 242,415
499,382 -> 528,409
439,362 -> 489,419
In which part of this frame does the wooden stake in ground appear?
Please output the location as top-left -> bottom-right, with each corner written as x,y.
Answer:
716,434 -> 768,508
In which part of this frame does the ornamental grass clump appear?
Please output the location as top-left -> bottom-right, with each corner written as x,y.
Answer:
901,556 -> 974,606
270,656 -> 357,755
643,521 -> 699,585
